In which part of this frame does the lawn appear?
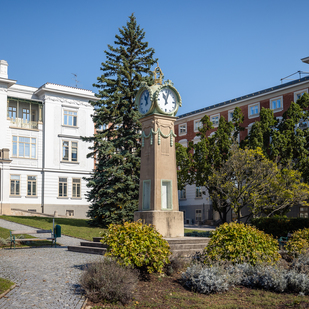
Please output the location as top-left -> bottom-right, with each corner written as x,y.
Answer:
0,278 -> 14,295
86,271 -> 309,309
0,216 -> 104,241
0,225 -> 53,248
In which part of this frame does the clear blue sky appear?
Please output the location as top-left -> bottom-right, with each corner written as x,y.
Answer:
2,0 -> 309,115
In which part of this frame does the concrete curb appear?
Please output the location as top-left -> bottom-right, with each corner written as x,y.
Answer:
80,297 -> 88,309
0,283 -> 16,299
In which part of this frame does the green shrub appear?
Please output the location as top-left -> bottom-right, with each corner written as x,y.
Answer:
204,222 -> 280,265
251,217 -> 309,238
286,228 -> 309,255
184,231 -> 213,237
80,258 -> 138,305
101,220 -> 171,273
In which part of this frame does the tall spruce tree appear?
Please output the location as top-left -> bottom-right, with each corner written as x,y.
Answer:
84,14 -> 157,227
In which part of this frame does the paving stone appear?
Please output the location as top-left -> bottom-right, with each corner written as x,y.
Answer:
0,219 -> 101,308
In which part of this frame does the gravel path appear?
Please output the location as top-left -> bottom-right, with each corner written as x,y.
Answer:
0,218 -> 99,308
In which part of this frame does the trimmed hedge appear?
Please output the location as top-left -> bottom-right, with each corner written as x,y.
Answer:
251,217 -> 309,238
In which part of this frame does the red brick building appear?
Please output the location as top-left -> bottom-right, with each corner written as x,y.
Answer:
175,58 -> 309,224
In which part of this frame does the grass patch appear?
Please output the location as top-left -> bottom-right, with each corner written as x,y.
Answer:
0,225 -> 53,248
0,216 -> 104,241
0,277 -> 14,295
184,229 -> 213,237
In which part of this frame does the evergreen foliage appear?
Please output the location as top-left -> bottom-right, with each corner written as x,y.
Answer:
244,93 -> 309,182
83,14 -> 157,226
251,217 -> 309,238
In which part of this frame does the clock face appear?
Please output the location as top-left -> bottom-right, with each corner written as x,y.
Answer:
157,88 -> 177,114
139,90 -> 152,114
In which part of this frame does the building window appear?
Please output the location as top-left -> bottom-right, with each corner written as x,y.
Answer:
12,136 -> 36,159
179,187 -> 186,199
247,123 -> 254,135
97,124 -> 107,131
228,110 -> 234,122
210,114 -> 220,126
161,180 -> 172,210
63,110 -> 77,126
178,139 -> 188,148
59,178 -> 68,197
8,106 -> 17,120
294,89 -> 308,102
179,124 -> 187,135
72,178 -> 81,198
270,96 -> 283,112
195,209 -> 202,223
300,207 -> 309,218
66,210 -> 74,217
196,186 -> 202,198
194,120 -> 202,132
23,108 -> 30,122
10,175 -> 20,196
62,141 -> 78,162
27,176 -> 36,196
248,103 -> 260,118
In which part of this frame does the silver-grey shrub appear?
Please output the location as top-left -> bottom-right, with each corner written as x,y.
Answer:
181,263 -> 237,294
182,262 -> 309,295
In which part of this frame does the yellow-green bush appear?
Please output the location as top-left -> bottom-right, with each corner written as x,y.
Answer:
204,222 -> 280,265
101,220 -> 171,273
286,228 -> 309,255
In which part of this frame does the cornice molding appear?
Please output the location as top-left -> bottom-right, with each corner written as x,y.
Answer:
44,95 -> 91,107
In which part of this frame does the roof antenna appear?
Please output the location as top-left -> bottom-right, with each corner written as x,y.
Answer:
71,73 -> 79,87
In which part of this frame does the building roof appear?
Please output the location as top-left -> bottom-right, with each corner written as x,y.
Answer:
178,75 -> 309,119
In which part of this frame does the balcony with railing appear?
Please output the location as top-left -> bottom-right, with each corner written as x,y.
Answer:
7,98 -> 42,130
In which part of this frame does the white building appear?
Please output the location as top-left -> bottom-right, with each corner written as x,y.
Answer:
0,60 -> 95,218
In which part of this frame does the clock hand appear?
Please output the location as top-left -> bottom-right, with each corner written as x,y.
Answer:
144,92 -> 149,106
163,93 -> 168,105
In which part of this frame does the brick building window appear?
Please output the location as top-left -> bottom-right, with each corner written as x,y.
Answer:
270,96 -> 283,112
294,89 -> 308,102
194,120 -> 202,132
210,114 -> 219,126
179,124 -> 187,135
248,103 -> 260,118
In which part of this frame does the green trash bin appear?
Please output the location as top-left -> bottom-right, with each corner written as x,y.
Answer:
54,225 -> 61,238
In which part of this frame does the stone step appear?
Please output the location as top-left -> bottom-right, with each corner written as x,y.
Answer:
169,243 -> 208,250
171,248 -> 205,257
80,241 -> 108,248
67,245 -> 107,255
165,237 -> 210,244
93,237 -> 103,243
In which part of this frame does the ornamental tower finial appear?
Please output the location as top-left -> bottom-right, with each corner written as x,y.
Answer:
152,62 -> 164,85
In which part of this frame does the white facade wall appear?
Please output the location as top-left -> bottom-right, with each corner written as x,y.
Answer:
0,60 -> 95,218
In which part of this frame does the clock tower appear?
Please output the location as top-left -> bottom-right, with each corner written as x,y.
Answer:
134,64 -> 184,237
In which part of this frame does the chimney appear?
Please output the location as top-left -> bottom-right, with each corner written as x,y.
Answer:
0,60 -> 8,79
